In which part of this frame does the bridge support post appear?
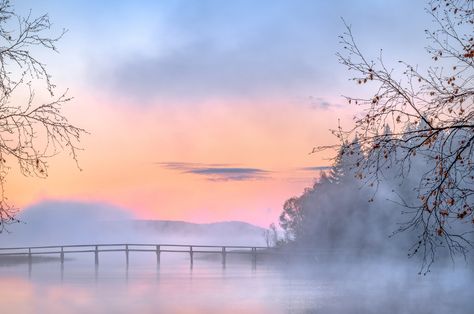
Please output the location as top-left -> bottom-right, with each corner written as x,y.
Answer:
28,248 -> 32,278
125,244 -> 129,267
60,261 -> 64,282
252,247 -> 257,268
60,246 -> 64,264
222,247 -> 226,267
156,245 -> 161,265
189,246 -> 193,267
95,245 -> 99,265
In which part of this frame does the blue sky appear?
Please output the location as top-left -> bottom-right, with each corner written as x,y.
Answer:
12,0 -> 438,224
20,0 -> 431,104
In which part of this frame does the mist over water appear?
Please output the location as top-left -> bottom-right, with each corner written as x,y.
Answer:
1,253 -> 473,314
0,200 -> 472,313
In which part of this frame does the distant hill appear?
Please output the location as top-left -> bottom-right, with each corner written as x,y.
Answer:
0,201 -> 267,247
132,219 -> 264,236
126,220 -> 266,246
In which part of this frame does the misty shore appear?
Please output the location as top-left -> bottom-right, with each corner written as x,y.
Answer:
0,255 -> 61,267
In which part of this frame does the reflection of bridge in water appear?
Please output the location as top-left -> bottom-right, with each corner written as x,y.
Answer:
0,244 -> 270,272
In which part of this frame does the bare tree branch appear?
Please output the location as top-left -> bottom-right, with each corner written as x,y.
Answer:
317,0 -> 474,272
0,0 -> 85,232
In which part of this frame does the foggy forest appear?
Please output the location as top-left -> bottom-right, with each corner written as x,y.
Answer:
0,0 -> 472,313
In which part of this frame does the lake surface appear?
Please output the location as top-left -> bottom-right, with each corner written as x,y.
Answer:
0,253 -> 472,314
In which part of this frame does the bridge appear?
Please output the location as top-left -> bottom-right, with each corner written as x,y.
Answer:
0,243 -> 272,269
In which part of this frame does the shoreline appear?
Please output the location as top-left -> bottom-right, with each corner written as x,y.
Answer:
0,255 -> 61,267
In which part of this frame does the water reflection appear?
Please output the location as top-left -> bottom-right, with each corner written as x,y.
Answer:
0,255 -> 473,314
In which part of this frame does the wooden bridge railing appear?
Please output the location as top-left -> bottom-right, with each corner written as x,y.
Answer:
0,243 -> 273,267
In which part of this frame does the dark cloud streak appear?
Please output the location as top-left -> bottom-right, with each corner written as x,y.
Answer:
300,166 -> 332,171
157,162 -> 270,181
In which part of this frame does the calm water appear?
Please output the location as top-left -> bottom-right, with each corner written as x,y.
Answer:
0,253 -> 472,314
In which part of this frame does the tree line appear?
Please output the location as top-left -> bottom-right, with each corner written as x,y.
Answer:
277,0 -> 473,273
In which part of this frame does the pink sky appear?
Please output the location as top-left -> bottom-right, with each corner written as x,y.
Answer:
10,92 -> 353,226
10,0 -> 429,226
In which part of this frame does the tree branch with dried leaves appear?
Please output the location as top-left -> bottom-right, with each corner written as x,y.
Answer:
316,0 -> 474,272
0,0 -> 85,232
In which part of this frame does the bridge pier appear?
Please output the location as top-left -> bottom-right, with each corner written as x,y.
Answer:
252,247 -> 257,268
189,246 -> 194,267
94,245 -> 99,265
60,246 -> 64,264
125,244 -> 129,267
156,245 -> 161,265
222,247 -> 226,267
28,248 -> 32,279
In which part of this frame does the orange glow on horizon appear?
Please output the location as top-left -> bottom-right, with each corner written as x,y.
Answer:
9,91 -> 353,226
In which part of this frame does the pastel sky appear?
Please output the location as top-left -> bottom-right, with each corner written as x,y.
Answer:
10,0 -> 432,226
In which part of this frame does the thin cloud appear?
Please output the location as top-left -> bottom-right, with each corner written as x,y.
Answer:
300,166 -> 332,171
308,97 -> 342,110
157,162 -> 230,171
157,162 -> 270,181
187,167 -> 268,181
293,96 -> 342,110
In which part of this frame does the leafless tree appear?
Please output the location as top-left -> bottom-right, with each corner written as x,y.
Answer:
317,0 -> 474,271
0,0 -> 84,231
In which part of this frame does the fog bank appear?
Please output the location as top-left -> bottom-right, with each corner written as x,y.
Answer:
0,200 -> 266,247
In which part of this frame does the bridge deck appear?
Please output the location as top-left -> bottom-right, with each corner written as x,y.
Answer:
0,244 -> 287,268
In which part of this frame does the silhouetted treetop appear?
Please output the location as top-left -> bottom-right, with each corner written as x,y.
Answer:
314,0 -> 474,272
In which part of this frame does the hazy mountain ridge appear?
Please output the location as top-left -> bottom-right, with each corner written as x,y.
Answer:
131,219 -> 265,237
0,201 -> 266,246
